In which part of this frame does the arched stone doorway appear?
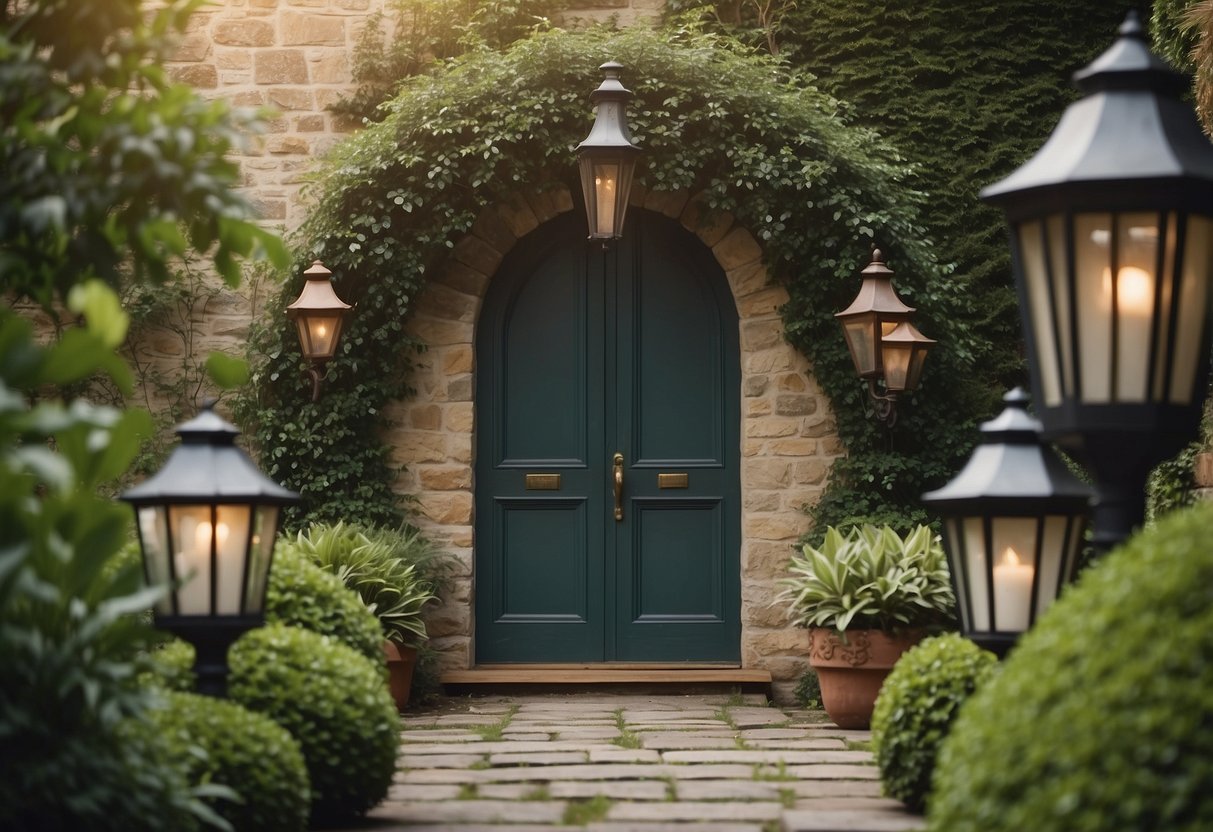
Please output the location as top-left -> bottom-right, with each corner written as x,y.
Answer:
386,186 -> 841,691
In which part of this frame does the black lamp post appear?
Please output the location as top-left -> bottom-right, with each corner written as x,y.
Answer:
121,404 -> 300,696
980,11 -> 1213,552
836,247 -> 936,425
923,389 -> 1094,657
286,260 -> 353,402
576,61 -> 641,242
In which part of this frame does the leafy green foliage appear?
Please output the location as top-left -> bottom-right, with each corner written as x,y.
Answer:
792,668 -> 822,710
928,503 -> 1213,831
265,542 -> 385,662
142,637 -> 198,693
870,634 -> 997,813
153,691 -> 311,832
229,624 -> 400,824
778,525 -> 955,633
242,23 -> 988,529
333,0 -> 568,122
1147,443 -> 1200,523
0,296 -> 204,831
1154,0 -> 1213,135
0,0 -> 286,306
293,521 -> 443,645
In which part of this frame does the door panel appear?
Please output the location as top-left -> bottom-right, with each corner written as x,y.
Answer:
475,209 -> 739,664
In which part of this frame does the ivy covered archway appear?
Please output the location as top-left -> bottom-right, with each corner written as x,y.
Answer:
241,22 -> 992,538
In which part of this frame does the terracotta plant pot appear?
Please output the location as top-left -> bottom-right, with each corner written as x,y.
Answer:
809,628 -> 924,729
383,641 -> 419,712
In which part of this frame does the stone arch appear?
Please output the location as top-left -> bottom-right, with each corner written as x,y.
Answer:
384,184 -> 842,689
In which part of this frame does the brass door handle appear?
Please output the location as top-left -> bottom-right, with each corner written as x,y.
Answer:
613,452 -> 624,521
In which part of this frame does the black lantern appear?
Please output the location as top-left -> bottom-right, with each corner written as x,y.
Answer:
285,260 -> 353,401
121,404 -> 300,696
981,12 -> 1213,551
923,389 -> 1094,656
836,247 -> 935,425
576,61 -> 641,241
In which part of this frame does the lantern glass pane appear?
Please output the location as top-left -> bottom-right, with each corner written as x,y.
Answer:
943,518 -> 972,633
1152,214 -> 1179,401
990,517 -> 1039,633
614,157 -> 636,238
1076,213 -> 1113,403
213,505 -> 251,615
244,506 -> 279,614
168,504 -> 215,614
137,506 -> 173,615
1034,514 -> 1080,620
961,518 -> 991,631
1170,214 -> 1213,404
593,161 -> 620,237
303,313 -> 343,360
1114,212 -> 1160,402
905,344 -> 929,392
1047,215 -> 1075,397
1019,220 -> 1063,406
882,341 -> 912,391
842,317 -> 878,377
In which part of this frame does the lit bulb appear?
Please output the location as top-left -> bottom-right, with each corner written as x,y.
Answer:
1000,546 -> 1021,567
1101,266 -> 1153,317
194,520 -> 230,553
316,323 -> 328,338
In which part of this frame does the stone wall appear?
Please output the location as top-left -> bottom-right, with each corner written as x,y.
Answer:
390,184 -> 843,700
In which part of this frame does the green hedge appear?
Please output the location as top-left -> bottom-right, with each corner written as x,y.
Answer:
928,504 -> 1213,830
229,625 -> 400,824
153,691 -> 310,832
265,542 -> 385,662
870,634 -> 997,812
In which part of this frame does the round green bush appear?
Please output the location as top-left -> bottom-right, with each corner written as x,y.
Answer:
229,624 -> 399,823
870,634 -> 997,812
266,542 -> 384,662
928,504 -> 1213,831
140,638 -> 196,692
152,691 -> 310,832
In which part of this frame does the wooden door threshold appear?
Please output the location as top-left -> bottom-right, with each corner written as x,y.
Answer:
442,664 -> 772,685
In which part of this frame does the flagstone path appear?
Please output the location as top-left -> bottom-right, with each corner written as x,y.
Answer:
344,693 -> 922,832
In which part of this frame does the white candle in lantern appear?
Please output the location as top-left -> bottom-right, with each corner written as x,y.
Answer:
993,546 -> 1034,632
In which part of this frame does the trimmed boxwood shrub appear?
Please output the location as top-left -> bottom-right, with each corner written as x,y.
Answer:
266,542 -> 384,663
141,638 -> 197,692
229,624 -> 399,824
928,504 -> 1213,830
870,633 -> 997,812
152,691 -> 310,832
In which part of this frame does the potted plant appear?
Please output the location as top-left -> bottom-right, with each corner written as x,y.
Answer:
294,522 -> 443,710
777,524 -> 955,728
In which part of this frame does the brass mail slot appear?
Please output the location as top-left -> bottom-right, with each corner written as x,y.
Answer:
525,473 -> 562,490
658,473 -> 689,489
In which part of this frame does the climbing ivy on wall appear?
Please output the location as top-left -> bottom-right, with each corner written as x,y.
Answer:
240,23 -> 996,533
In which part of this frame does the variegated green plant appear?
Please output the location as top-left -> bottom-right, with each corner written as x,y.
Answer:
777,525 -> 955,634
293,522 -> 441,645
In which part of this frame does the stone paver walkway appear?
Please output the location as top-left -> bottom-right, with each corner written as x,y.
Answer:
343,693 -> 922,832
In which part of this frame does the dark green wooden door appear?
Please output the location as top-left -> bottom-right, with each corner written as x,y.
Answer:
475,209 -> 740,663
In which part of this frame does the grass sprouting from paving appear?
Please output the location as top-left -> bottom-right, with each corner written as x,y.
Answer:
472,704 -> 519,741
752,760 -> 794,782
456,783 -> 478,800
562,794 -> 612,825
521,784 -> 551,801
611,708 -> 643,749
779,787 -> 797,808
845,738 -> 873,752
